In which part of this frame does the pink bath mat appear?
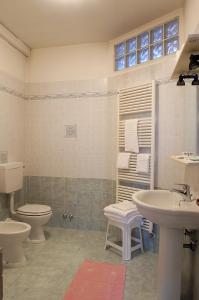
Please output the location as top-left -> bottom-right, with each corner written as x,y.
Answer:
63,260 -> 126,300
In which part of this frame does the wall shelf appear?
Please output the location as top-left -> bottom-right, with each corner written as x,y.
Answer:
171,155 -> 199,165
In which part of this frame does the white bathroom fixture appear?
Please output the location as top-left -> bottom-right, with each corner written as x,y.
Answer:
133,190 -> 199,300
0,162 -> 52,242
171,155 -> 199,198
171,155 -> 199,165
117,81 -> 156,202
0,162 -> 23,193
16,203 -> 52,242
0,221 -> 31,267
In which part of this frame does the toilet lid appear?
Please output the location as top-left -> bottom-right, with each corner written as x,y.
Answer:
17,204 -> 52,216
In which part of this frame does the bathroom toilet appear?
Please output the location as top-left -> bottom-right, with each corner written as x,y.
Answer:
16,204 -> 52,242
0,221 -> 31,267
0,162 -> 52,243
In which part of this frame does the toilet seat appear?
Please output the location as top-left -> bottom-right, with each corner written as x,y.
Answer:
17,204 -> 52,216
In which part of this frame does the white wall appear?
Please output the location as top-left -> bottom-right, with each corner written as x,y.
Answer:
24,10 -> 186,182
24,94 -> 116,179
0,38 -> 27,82
27,43 -> 109,82
25,42 -> 116,180
157,82 -> 198,189
0,37 -> 27,163
184,0 -> 199,38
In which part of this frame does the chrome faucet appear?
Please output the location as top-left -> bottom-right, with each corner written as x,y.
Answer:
170,184 -> 192,202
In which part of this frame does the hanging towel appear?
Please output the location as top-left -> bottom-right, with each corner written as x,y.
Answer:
117,152 -> 131,169
125,119 -> 139,153
136,153 -> 150,173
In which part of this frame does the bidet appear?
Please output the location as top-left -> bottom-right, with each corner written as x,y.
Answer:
0,221 -> 31,267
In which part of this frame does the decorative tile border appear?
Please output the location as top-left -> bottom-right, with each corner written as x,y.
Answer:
25,90 -> 117,101
0,70 -> 25,99
0,82 -> 25,99
0,54 -> 176,101
0,81 -> 117,100
0,83 -> 117,101
0,71 -> 118,100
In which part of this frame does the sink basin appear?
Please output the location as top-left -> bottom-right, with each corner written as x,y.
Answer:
132,189 -> 199,300
132,190 -> 199,229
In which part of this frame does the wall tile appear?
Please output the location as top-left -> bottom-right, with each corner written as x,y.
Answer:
27,176 -> 41,203
24,176 -> 115,232
51,177 -> 65,209
40,177 -> 53,206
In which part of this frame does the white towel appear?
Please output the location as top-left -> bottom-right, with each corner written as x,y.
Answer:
125,119 -> 139,153
117,152 -> 131,169
136,154 -> 150,173
104,202 -> 139,219
111,200 -> 136,212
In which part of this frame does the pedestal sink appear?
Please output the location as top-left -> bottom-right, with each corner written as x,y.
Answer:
133,190 -> 199,300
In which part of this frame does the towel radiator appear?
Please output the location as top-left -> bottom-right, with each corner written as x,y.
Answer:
117,81 -> 156,234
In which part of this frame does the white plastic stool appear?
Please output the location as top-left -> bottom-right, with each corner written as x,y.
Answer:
104,202 -> 144,260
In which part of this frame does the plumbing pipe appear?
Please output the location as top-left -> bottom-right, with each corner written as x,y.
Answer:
9,192 -> 16,215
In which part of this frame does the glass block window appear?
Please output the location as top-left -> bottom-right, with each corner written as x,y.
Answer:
151,26 -> 163,43
115,42 -> 125,57
165,37 -> 178,55
115,56 -> 125,71
114,42 -> 126,70
138,48 -> 149,63
127,53 -> 137,67
151,43 -> 163,60
127,38 -> 136,53
114,17 -> 179,71
164,20 -> 179,39
138,32 -> 149,48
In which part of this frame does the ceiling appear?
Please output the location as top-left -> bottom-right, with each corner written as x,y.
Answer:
0,0 -> 184,49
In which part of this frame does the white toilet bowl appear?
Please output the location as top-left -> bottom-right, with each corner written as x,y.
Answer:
0,221 -> 31,267
16,204 -> 52,242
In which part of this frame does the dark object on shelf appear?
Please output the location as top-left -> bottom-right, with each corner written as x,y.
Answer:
177,73 -> 199,86
189,54 -> 199,70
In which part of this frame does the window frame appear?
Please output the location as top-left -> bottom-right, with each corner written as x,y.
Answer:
114,17 -> 179,71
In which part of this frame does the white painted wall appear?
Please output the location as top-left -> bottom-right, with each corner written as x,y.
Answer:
27,43 -> 109,82
184,0 -> 199,38
26,52 -> 190,184
25,9 -> 193,183
0,37 -> 27,163
24,94 -> 116,179
25,42 -> 115,180
157,82 -> 198,189
0,91 -> 25,162
0,38 -> 27,81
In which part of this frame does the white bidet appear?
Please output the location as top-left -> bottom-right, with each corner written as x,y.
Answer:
0,221 -> 31,267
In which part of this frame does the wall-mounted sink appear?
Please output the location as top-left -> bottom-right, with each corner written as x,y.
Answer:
133,190 -> 199,300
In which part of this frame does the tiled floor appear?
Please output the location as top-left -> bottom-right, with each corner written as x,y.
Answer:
3,227 -> 158,300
